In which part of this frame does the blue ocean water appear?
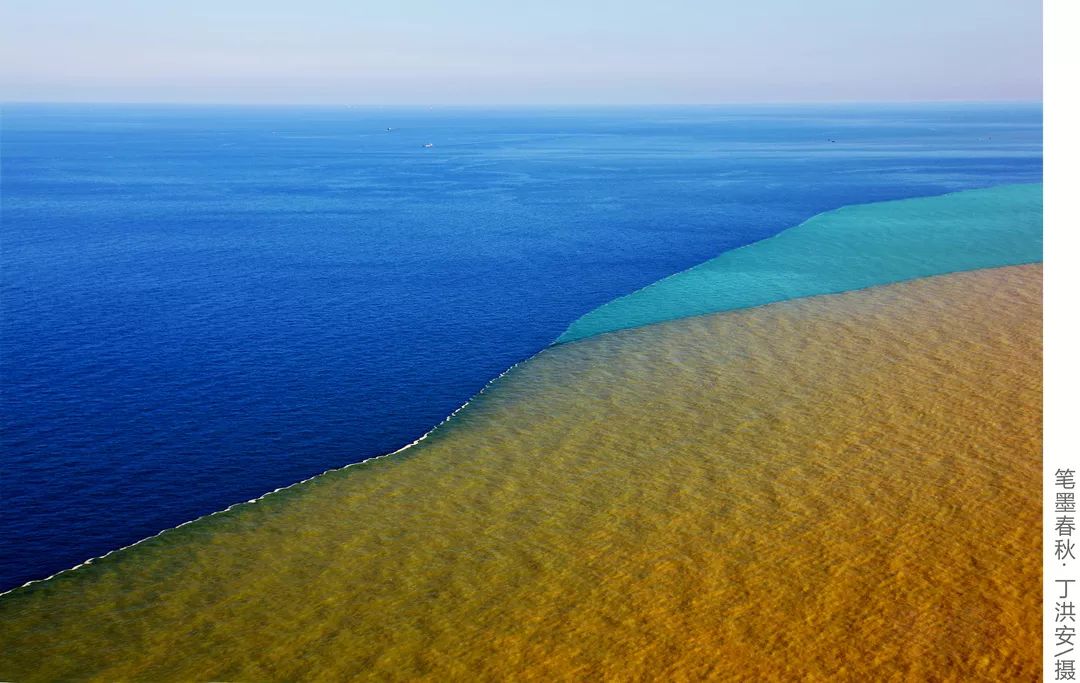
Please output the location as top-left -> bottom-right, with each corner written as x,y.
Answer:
0,103 -> 1041,590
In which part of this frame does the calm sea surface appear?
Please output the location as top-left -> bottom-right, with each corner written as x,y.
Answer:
0,103 -> 1041,590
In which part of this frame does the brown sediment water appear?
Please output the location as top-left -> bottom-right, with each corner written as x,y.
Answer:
0,264 -> 1041,681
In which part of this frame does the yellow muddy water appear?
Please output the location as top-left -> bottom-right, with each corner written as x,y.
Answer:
0,265 -> 1042,682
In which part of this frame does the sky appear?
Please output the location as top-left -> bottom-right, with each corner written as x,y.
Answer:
0,0 -> 1042,105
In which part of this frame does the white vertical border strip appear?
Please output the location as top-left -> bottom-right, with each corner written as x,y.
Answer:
1045,0 -> 1079,680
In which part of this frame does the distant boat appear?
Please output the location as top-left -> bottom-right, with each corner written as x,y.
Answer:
386,127 -> 393,132
423,143 -> 434,148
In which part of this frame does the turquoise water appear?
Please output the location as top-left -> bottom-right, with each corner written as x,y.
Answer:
558,183 -> 1043,343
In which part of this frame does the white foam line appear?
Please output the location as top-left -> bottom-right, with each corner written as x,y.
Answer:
0,348 -> 549,600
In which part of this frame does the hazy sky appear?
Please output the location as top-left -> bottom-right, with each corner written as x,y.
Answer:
0,0 -> 1042,104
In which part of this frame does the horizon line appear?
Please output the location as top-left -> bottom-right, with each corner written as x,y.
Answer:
1,98 -> 1045,108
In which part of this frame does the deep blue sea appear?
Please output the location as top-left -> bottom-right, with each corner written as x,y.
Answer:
0,103 -> 1042,590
